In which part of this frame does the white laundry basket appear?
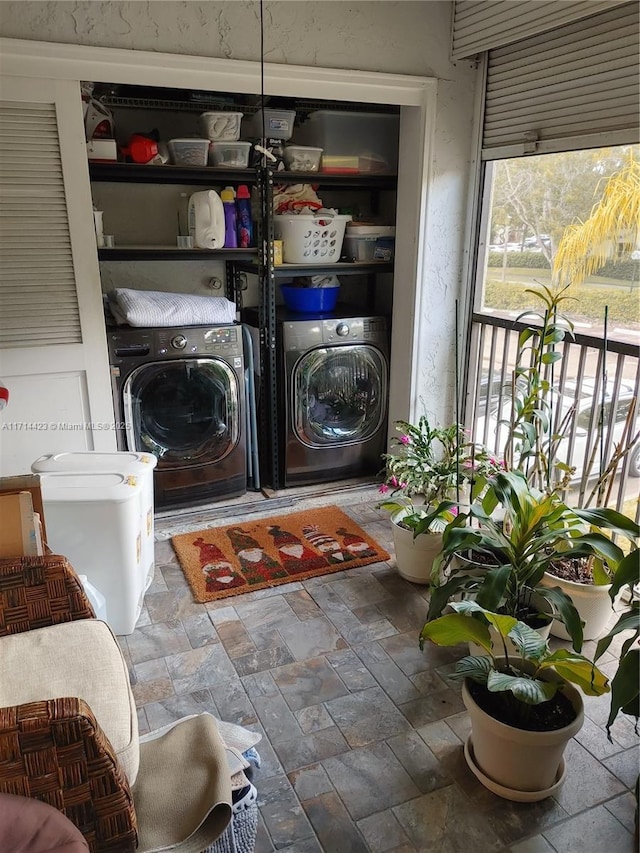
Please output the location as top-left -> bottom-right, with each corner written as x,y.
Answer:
32,450 -> 157,592
273,213 -> 351,264
38,471 -> 148,635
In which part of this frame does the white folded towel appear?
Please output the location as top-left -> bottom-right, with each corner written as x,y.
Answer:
109,288 -> 237,327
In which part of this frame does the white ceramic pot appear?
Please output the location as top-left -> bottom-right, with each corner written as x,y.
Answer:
391,509 -> 443,585
462,662 -> 584,799
541,572 -> 615,641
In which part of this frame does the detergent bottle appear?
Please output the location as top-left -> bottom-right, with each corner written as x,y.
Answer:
236,184 -> 253,248
220,186 -> 238,248
188,190 -> 225,249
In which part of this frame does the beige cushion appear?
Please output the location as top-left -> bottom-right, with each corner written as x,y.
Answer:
0,620 -> 139,784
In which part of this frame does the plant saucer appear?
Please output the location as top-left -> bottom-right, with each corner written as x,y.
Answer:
463,735 -> 566,802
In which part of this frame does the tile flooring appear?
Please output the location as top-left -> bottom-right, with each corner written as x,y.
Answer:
122,494 -> 638,853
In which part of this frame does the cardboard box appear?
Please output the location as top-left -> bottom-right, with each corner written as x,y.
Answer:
0,475 -> 47,541
0,491 -> 43,557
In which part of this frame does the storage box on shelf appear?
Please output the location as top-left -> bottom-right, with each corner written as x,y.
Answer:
209,141 -> 252,168
280,285 -> 340,313
200,111 -> 243,141
167,138 -> 210,166
295,110 -> 399,173
344,224 -> 396,262
283,146 -> 323,172
243,108 -> 296,140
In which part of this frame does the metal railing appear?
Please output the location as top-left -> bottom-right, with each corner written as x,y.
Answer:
466,313 -> 640,521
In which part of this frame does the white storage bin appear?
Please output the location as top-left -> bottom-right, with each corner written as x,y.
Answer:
168,138 -> 210,166
274,213 -> 352,264
209,141 -> 252,168
244,108 -> 296,140
344,225 -> 396,262
295,111 -> 400,173
200,111 -> 243,141
39,471 -> 147,635
32,450 -> 157,592
284,145 -> 323,172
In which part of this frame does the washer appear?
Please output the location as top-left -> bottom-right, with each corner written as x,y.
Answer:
108,324 -> 246,509
278,310 -> 389,486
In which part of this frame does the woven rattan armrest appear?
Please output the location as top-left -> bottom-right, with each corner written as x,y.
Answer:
0,555 -> 95,636
0,697 -> 137,853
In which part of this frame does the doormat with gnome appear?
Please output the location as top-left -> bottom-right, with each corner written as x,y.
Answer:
171,505 -> 390,603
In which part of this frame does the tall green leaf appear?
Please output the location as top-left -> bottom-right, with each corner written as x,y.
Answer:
606,649 -> 640,737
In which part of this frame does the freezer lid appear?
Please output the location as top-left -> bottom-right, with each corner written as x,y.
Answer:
39,471 -> 145,501
32,451 -> 157,473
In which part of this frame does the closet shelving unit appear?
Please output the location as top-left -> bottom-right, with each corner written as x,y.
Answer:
89,92 -> 398,490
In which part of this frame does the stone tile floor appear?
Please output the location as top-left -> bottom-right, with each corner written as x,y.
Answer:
122,496 -> 638,853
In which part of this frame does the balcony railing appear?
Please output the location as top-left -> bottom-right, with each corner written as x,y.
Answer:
466,313 -> 639,521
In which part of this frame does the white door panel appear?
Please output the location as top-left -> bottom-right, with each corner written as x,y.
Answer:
0,75 -> 115,476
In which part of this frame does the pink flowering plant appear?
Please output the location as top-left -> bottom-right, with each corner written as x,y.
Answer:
379,416 -> 502,505
378,416 -> 502,535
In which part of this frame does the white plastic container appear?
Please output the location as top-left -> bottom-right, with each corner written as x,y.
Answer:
209,141 -> 252,168
39,471 -> 147,635
296,111 -> 400,173
244,108 -> 296,140
283,145 -> 323,172
200,111 -> 243,141
32,450 -> 157,595
344,225 -> 396,261
188,190 -> 225,249
273,213 -> 352,264
168,138 -> 210,166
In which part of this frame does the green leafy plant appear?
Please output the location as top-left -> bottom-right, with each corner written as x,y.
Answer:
420,600 -> 610,729
595,556 -> 640,738
501,284 -> 576,493
379,416 -> 502,504
378,497 -> 458,536
426,470 -> 640,650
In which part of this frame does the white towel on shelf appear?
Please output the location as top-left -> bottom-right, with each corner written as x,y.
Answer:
109,288 -> 237,327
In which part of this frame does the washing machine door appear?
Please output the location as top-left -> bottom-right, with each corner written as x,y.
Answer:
123,358 -> 240,466
293,344 -> 387,447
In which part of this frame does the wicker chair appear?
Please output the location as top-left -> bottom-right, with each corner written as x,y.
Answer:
0,555 -> 232,853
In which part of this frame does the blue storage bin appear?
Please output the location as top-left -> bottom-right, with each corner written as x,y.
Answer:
280,285 -> 340,313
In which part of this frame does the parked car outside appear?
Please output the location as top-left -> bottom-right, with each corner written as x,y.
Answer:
474,378 -> 639,480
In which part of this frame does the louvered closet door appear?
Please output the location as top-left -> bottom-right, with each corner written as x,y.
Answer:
0,76 -> 116,476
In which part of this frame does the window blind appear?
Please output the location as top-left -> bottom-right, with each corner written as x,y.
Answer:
481,2 -> 639,159
452,0 -> 629,59
0,100 -> 81,348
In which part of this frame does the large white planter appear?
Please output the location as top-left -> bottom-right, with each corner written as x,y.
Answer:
462,663 -> 584,800
541,572 -> 614,641
391,510 -> 443,585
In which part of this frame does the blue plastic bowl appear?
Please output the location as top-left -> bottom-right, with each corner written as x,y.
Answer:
280,285 -> 340,313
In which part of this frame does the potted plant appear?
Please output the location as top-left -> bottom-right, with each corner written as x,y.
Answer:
426,470 -> 638,650
486,283 -> 639,642
420,601 -> 610,801
378,416 -> 501,584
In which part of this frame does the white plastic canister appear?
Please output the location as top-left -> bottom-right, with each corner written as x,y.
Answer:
188,190 -> 225,249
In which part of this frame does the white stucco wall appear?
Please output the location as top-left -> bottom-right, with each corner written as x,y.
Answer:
0,0 -> 480,427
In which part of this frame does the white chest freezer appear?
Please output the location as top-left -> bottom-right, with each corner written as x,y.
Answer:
38,470 -> 147,635
32,451 -> 157,592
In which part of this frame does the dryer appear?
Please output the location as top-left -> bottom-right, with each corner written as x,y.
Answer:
108,324 -> 246,509
278,310 -> 389,486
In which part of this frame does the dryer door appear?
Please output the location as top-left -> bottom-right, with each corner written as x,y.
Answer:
293,344 -> 388,447
123,358 -> 240,466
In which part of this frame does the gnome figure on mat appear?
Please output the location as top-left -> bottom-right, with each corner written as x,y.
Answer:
336,526 -> 378,559
267,524 -> 329,574
226,526 -> 287,583
193,537 -> 246,592
301,524 -> 355,564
